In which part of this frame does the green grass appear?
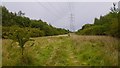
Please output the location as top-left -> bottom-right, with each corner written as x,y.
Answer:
2,35 -> 119,66
0,19 -> 1,66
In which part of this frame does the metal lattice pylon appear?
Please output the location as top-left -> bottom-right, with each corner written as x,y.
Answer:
68,2 -> 75,36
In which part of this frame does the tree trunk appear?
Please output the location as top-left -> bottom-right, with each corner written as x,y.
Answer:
21,47 -> 24,56
21,47 -> 25,65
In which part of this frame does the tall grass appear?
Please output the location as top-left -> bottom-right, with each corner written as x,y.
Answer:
71,35 -> 118,66
2,35 -> 119,66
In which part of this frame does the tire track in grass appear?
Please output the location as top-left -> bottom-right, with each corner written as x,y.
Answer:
45,40 -> 61,66
45,37 -> 69,66
38,36 -> 81,66
33,37 -> 57,65
65,38 -> 80,66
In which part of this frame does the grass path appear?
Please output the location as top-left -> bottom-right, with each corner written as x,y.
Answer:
66,46 -> 80,65
65,38 -> 80,66
45,39 -> 63,65
45,37 -> 70,66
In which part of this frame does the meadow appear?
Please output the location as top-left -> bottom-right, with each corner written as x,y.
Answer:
2,35 -> 119,66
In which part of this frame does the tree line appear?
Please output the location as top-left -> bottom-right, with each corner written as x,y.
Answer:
2,6 -> 69,38
76,3 -> 120,38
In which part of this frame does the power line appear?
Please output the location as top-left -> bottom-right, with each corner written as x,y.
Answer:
68,1 -> 75,32
35,0 -> 71,29
35,0 -> 76,32
49,2 -> 68,22
33,2 -> 55,22
44,2 -> 70,24
35,1 -> 63,22
46,3 -> 61,15
35,0 -> 71,27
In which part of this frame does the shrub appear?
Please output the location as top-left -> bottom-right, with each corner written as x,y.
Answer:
2,26 -> 46,39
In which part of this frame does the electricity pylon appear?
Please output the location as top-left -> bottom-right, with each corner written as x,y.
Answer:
68,2 -> 75,36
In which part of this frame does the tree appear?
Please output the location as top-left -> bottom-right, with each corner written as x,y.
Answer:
8,26 -> 35,65
76,3 -> 120,38
94,18 -> 99,25
81,24 -> 93,30
2,6 -> 69,38
9,26 -> 34,56
17,10 -> 25,16
110,3 -> 118,13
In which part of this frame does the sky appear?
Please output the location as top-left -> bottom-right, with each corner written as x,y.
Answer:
2,0 -> 120,2
2,2 -> 117,31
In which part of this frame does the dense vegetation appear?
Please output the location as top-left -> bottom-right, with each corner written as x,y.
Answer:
76,3 -> 120,38
2,6 -> 69,38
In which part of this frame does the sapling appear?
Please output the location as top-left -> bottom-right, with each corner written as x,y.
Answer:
9,26 -> 34,56
9,26 -> 35,65
9,11 -> 34,56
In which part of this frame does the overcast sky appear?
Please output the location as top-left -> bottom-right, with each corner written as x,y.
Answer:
3,2 -> 115,31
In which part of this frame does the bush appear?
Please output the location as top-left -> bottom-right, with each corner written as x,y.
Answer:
77,25 -> 108,35
2,26 -> 45,39
30,28 -> 45,37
